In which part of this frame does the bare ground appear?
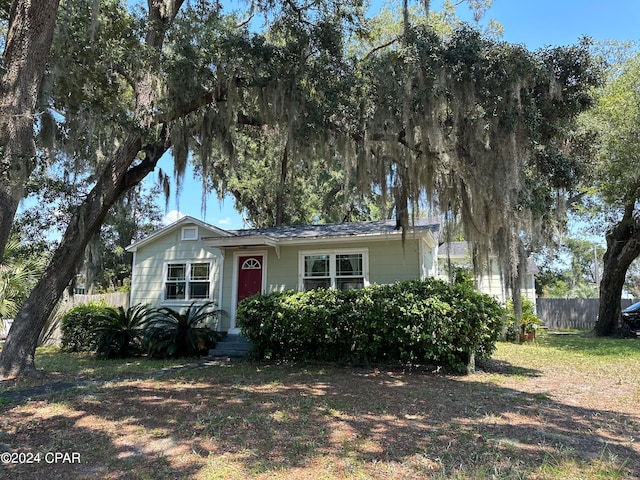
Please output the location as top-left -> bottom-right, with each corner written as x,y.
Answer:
1,340 -> 639,479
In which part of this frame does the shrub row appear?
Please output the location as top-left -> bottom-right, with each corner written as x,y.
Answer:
237,279 -> 505,372
60,301 -> 220,359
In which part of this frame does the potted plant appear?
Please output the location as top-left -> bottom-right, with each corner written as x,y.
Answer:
505,298 -> 544,342
519,306 -> 543,342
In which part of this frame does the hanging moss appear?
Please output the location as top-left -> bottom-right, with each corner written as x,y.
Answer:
68,1 -> 597,297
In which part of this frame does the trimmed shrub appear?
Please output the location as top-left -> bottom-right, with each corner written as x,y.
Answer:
237,279 -> 505,373
60,302 -> 114,353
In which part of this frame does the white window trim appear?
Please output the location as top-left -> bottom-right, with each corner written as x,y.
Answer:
181,226 -> 198,241
298,248 -> 369,291
162,259 -> 216,304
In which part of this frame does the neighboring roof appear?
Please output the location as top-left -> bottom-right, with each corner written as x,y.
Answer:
439,241 -> 539,274
439,241 -> 469,258
125,215 -> 233,252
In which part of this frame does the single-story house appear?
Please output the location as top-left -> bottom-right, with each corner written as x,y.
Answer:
126,216 -> 440,333
438,241 -> 538,305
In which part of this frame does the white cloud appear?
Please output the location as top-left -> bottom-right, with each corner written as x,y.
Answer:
162,210 -> 185,225
218,217 -> 232,225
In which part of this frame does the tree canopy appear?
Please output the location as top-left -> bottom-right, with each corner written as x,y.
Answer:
579,49 -> 640,335
0,0 -> 603,377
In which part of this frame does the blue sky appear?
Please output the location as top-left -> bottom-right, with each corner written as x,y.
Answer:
152,0 -> 640,229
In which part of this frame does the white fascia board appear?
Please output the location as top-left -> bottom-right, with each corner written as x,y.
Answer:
126,215 -> 233,252
422,231 -> 437,249
203,229 -> 435,249
203,235 -> 279,249
278,230 -> 432,246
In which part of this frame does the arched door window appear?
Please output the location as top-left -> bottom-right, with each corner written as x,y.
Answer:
241,258 -> 261,269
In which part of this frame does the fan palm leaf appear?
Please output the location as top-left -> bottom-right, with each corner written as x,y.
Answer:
146,301 -> 220,358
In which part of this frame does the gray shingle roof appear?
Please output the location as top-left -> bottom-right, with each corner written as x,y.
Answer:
226,218 -> 440,239
439,241 -> 469,257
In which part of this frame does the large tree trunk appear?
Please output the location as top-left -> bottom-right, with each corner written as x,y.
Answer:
0,134 -> 169,378
0,0 -> 187,378
595,205 -> 640,336
0,0 -> 60,260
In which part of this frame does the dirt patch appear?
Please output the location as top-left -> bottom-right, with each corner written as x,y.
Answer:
1,343 -> 639,479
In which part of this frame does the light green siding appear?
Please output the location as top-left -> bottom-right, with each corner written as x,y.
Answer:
131,222 -> 438,333
225,238 -> 423,293
219,251 -> 234,331
130,224 -> 223,329
367,239 -> 422,284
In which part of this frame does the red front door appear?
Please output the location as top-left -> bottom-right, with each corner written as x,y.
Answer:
237,255 -> 263,303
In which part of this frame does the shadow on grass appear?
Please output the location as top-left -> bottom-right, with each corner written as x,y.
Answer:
541,332 -> 640,356
1,359 -> 638,479
477,357 -> 543,377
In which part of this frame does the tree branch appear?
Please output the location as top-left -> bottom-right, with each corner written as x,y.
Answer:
363,37 -> 401,61
235,0 -> 255,28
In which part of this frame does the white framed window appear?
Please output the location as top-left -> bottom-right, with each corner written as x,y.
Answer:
181,226 -> 198,241
299,249 -> 368,291
164,260 -> 214,301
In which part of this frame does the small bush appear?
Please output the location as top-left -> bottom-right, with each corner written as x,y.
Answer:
92,304 -> 153,359
237,279 -> 505,373
60,302 -> 114,353
146,302 -> 220,358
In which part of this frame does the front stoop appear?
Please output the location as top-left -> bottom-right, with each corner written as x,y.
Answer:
208,334 -> 251,358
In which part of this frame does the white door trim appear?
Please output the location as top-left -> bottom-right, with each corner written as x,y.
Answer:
229,250 -> 267,333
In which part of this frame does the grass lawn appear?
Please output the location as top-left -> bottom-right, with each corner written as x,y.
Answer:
1,333 -> 639,479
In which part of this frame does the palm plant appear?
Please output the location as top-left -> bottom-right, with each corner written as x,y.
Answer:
0,237 -> 46,319
93,304 -> 153,358
146,301 -> 220,358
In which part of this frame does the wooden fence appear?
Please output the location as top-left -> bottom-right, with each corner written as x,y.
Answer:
1,292 -> 130,344
536,298 -> 639,331
45,292 -> 131,345
58,292 -> 130,313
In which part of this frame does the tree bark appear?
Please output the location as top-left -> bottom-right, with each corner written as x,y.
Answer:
0,0 -> 196,379
511,264 -> 523,343
0,134 -> 170,378
0,0 -> 60,260
595,204 -> 640,336
275,138 -> 289,227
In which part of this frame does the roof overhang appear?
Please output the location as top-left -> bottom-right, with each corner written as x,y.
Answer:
203,235 -> 281,257
202,228 -> 438,256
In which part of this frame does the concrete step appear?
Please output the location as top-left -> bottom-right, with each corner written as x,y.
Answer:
209,334 -> 251,358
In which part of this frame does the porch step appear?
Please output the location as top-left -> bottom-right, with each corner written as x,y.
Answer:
208,334 -> 251,358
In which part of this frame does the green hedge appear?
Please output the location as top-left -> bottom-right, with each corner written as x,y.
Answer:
237,279 -> 505,372
60,302 -> 220,359
60,302 -> 114,353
